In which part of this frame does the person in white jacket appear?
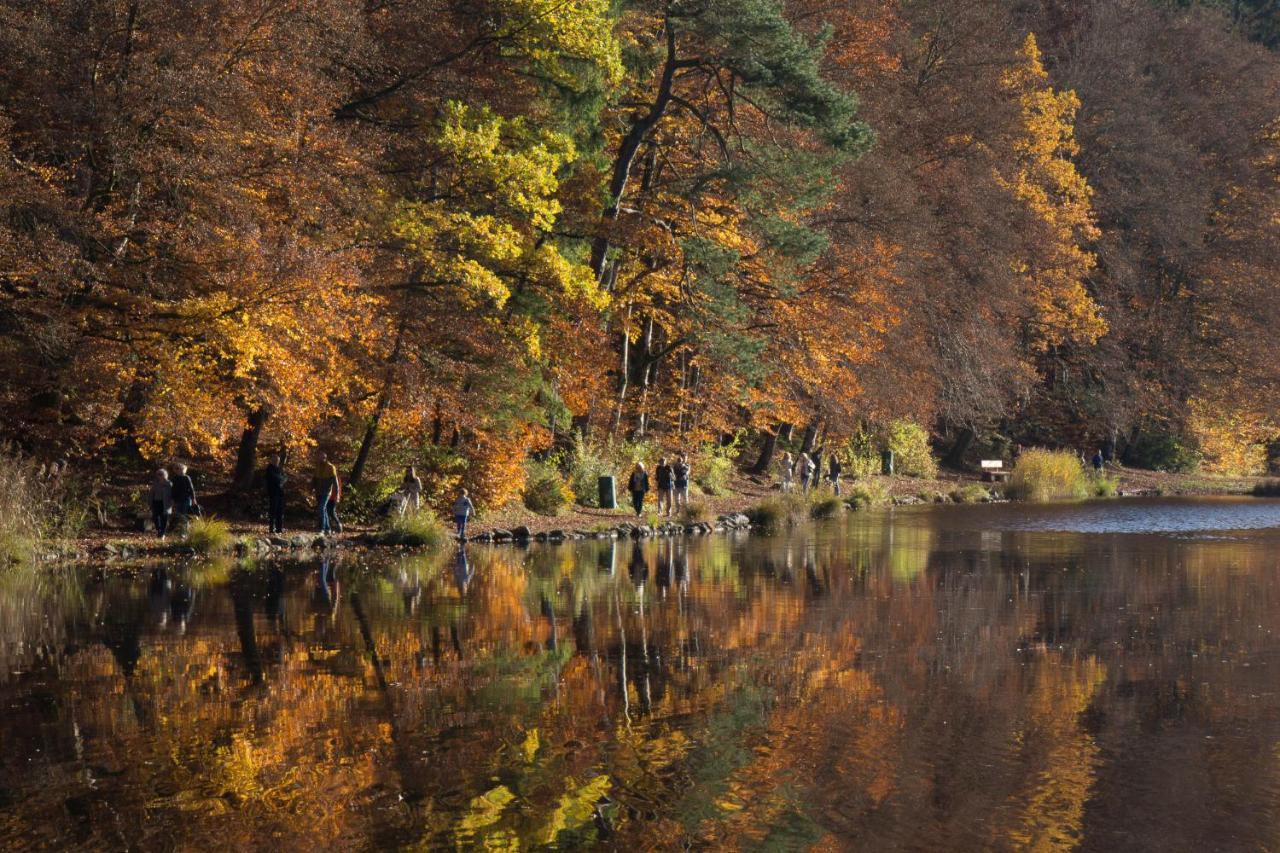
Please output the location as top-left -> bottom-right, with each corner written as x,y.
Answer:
778,452 -> 795,492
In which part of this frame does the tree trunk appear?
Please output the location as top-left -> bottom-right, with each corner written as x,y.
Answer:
611,304 -> 632,437
751,425 -> 783,474
943,427 -> 976,469
590,22 -> 680,281
231,407 -> 268,493
799,421 -> 818,455
349,323 -> 406,486
635,314 -> 655,437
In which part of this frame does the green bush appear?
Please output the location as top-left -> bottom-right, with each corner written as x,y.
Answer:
1006,449 -> 1090,502
1125,431 -> 1200,473
693,439 -> 738,496
809,491 -> 843,519
1092,474 -> 1119,498
681,500 -> 712,524
566,433 -> 614,508
379,510 -> 447,548
748,492 -> 809,530
845,480 -> 889,509
842,420 -> 938,478
950,484 -> 991,504
522,460 -> 573,515
186,517 -> 233,554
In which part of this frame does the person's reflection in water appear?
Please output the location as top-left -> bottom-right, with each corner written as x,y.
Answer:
169,573 -> 196,634
656,540 -> 673,598
148,567 -> 172,630
230,567 -> 264,685
265,565 -> 287,630
396,566 -> 422,616
310,554 -> 341,643
673,540 -> 689,593
541,594 -> 557,651
453,547 -> 474,595
628,541 -> 648,586
805,549 -> 825,597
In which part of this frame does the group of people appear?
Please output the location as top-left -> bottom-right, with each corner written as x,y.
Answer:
147,464 -> 200,538
626,455 -> 692,517
778,450 -> 843,495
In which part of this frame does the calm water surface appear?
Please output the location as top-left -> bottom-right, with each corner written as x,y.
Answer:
3,497 -> 1280,850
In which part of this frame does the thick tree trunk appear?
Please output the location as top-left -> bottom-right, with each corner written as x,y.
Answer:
943,427 -> 976,469
231,407 -> 268,493
751,425 -> 784,474
799,421 -> 818,455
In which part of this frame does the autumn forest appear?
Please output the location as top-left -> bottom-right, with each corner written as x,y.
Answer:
3,0 -> 1280,508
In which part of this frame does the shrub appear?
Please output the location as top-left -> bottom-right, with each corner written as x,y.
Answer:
1125,430 -> 1200,473
842,420 -> 938,478
681,500 -> 712,524
809,492 -> 842,519
186,517 -> 233,554
746,498 -> 786,531
342,474 -> 403,525
1092,474 -> 1119,498
566,433 -> 614,508
522,460 -> 573,515
950,484 -> 991,504
845,480 -> 889,509
379,510 -> 447,548
692,439 -> 738,496
1006,449 -> 1090,502
0,450 -> 84,565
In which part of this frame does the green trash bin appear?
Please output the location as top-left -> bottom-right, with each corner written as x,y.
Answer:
880,450 -> 895,476
598,475 -> 617,510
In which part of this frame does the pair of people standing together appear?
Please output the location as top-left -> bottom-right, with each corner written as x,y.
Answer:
148,464 -> 200,538
628,455 -> 691,517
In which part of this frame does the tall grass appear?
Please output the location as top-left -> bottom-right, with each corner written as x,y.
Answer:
0,450 -> 84,566
950,483 -> 992,504
748,491 -> 813,531
379,510 -> 447,548
185,516 -> 233,554
1006,449 -> 1090,502
809,489 -> 843,519
845,480 -> 889,509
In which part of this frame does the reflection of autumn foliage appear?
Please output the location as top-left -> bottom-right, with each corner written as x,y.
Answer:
4,518 -> 1280,848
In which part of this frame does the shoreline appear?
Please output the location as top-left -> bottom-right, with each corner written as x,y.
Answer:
43,464 -> 1274,566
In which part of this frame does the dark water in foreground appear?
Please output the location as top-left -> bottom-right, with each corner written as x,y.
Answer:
3,497 -> 1280,850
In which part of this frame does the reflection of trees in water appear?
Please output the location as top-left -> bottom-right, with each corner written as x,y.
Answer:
3,523 -> 1280,848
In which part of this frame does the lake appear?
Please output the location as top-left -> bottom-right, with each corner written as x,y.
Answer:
3,496 -> 1280,850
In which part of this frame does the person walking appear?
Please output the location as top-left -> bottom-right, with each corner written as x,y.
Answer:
1091,449 -> 1104,472
627,462 -> 650,517
811,447 -> 824,490
655,457 -> 674,517
265,454 -> 287,534
453,488 -> 475,540
798,453 -> 815,492
779,452 -> 794,492
673,454 -> 691,512
828,455 -> 843,496
314,453 -> 342,534
170,464 -> 198,520
402,466 -> 423,515
149,469 -> 173,539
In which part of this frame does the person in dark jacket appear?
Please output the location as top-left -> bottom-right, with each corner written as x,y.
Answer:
627,462 -> 650,517
171,464 -> 198,519
811,448 -> 824,490
673,454 -> 691,512
654,457 -> 674,517
265,454 -> 287,534
1091,449 -> 1104,472
828,456 -> 843,496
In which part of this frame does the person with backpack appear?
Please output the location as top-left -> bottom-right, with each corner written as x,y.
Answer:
655,457 -> 674,517
627,462 -> 650,517
673,454 -> 691,512
265,454 -> 287,534
798,453 -> 816,492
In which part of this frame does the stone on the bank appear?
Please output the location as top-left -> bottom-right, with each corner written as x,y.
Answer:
511,525 -> 532,542
268,535 -> 290,548
492,529 -> 513,542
